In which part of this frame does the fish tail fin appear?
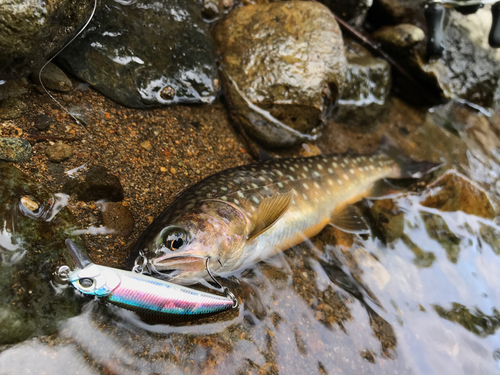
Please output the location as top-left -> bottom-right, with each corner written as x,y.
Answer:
378,136 -> 442,179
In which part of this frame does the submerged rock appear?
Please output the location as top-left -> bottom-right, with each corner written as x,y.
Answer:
58,0 -> 218,108
330,40 -> 391,128
215,1 -> 347,147
100,202 -> 134,238
373,24 -> 425,50
0,137 -> 31,163
0,80 -> 28,101
0,98 -> 27,120
31,62 -> 72,92
45,142 -> 73,163
0,0 -> 95,80
0,163 -> 86,345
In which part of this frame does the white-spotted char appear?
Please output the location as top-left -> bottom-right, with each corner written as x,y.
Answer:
128,151 -> 437,284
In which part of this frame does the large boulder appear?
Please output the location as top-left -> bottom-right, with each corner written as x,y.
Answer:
215,1 -> 347,147
58,0 -> 218,108
0,0 -> 95,80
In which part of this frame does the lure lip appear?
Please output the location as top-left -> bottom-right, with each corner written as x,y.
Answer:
65,238 -> 92,269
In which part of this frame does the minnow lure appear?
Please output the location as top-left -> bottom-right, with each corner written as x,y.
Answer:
128,140 -> 439,284
59,240 -> 236,320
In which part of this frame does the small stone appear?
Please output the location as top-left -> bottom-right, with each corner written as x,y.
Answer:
160,167 -> 167,173
170,167 -> 177,174
20,196 -> 39,211
160,86 -> 175,100
34,114 -> 52,131
62,95 -> 72,102
140,140 -> 152,151
100,202 -> 135,238
0,98 -> 27,120
373,24 -> 425,49
32,62 -> 72,92
300,143 -> 322,157
45,141 -> 73,163
0,137 -> 32,162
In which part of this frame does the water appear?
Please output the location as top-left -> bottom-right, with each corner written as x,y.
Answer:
1,99 -> 500,374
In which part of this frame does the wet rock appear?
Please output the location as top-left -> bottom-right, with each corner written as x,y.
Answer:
62,166 -> 124,202
373,24 -> 425,50
0,0 -> 95,80
0,138 -> 32,162
0,98 -> 27,120
0,163 -> 86,345
330,40 -> 391,127
0,79 -> 28,101
45,141 -> 73,163
215,2 -> 347,147
420,171 -> 495,219
58,0 -> 218,108
100,202 -> 134,238
368,199 -> 404,243
31,62 -> 72,92
34,114 -> 53,131
319,0 -> 373,26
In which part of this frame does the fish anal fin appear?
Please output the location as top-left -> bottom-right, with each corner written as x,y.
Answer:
330,204 -> 371,234
248,191 -> 293,241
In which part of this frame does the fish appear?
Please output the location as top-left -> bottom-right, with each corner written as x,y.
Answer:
63,239 -> 236,320
127,141 -> 439,284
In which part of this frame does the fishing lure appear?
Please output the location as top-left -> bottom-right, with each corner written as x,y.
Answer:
58,239 -> 237,320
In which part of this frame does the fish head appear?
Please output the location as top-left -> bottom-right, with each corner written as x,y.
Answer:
148,200 -> 250,278
68,264 -> 121,298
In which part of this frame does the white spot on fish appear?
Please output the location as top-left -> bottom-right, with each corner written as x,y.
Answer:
234,199 -> 239,204
277,171 -> 283,176
303,166 -> 309,172
302,194 -> 308,200
343,174 -> 349,180
259,176 -> 266,181
264,186 -> 270,191
221,187 -> 228,191
303,183 -> 309,189
252,196 -> 259,204
313,182 -> 320,188
328,168 -> 334,174
317,164 -> 323,170
238,191 -> 244,198
328,179 -> 334,186
278,182 -> 284,188
290,167 -> 295,172
251,183 -> 258,188
221,196 -> 228,201
288,176 -> 295,181
349,169 -> 355,174
333,162 -> 338,168
337,179 -> 343,185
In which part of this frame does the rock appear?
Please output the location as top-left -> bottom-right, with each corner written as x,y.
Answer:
373,24 -> 425,50
0,79 -> 28,101
31,62 -> 72,92
215,2 -> 347,147
0,0 -> 96,80
34,114 -> 53,131
331,40 -> 391,127
0,138 -> 32,162
62,166 -> 124,202
368,199 -> 404,243
45,141 -> 73,163
319,0 -> 373,26
100,202 -> 134,238
0,163 -> 86,345
0,98 -> 27,120
140,140 -> 152,151
420,171 -> 495,219
57,0 -> 218,108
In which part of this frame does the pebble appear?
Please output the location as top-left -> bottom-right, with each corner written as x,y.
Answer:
0,80 -> 28,101
0,137 -> 32,162
170,167 -> 177,174
45,141 -> 73,162
34,114 -> 52,131
0,98 -> 27,120
32,62 -> 72,92
140,140 -> 152,151
100,202 -> 135,238
373,24 -> 425,49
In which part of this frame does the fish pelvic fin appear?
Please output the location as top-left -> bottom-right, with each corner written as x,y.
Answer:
379,136 -> 443,179
330,204 -> 371,234
247,190 -> 293,242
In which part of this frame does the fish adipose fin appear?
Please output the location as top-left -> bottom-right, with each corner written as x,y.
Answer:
330,204 -> 371,234
248,191 -> 293,241
379,136 -> 442,178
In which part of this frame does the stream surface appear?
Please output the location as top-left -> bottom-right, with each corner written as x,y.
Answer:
1,101 -> 500,375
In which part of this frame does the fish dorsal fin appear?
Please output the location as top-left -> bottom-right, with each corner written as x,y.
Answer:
248,191 -> 293,242
330,204 -> 370,234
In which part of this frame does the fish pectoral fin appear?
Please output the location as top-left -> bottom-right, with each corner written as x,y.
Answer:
330,204 -> 371,234
247,190 -> 293,242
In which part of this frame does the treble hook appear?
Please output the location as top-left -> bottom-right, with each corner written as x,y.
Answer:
205,258 -> 238,308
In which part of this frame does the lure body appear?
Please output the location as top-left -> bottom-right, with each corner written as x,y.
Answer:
65,241 -> 235,319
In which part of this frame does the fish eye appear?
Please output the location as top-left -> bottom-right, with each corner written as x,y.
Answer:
79,278 -> 94,288
163,228 -> 187,251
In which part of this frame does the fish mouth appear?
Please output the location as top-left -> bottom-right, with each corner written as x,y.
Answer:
151,255 -> 207,272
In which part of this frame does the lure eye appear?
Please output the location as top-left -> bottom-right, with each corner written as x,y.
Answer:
163,229 -> 187,251
79,278 -> 94,288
